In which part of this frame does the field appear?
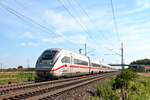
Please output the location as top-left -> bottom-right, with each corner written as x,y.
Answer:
0,71 -> 36,85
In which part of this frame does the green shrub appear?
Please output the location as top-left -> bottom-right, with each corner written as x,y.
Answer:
93,80 -> 119,100
92,70 -> 150,100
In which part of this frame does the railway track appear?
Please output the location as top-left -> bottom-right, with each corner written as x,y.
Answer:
0,72 -> 117,100
0,74 -> 96,95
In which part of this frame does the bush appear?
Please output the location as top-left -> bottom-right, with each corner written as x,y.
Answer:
92,69 -> 142,100
92,80 -> 119,100
113,69 -> 137,90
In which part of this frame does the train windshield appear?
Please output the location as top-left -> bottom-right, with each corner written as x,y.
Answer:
42,50 -> 57,60
37,50 -> 58,65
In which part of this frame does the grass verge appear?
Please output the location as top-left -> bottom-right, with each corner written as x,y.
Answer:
0,71 -> 36,85
91,73 -> 150,100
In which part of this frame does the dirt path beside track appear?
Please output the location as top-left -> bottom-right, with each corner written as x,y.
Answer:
138,72 -> 150,77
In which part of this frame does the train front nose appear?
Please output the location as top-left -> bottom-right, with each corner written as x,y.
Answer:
35,49 -> 59,81
36,69 -> 54,81
35,64 -> 54,81
36,70 -> 49,81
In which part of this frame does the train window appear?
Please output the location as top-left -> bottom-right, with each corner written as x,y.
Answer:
74,59 -> 88,66
92,63 -> 100,67
61,56 -> 70,63
102,66 -> 107,68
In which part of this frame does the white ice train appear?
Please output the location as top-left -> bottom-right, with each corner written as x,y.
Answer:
36,48 -> 116,80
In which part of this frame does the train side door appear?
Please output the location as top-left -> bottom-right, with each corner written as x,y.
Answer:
87,57 -> 91,74
61,56 -> 70,75
64,55 -> 71,75
69,53 -> 73,75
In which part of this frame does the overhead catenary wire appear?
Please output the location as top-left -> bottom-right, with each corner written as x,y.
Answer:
66,0 -> 121,55
0,1 -> 75,45
110,0 -> 121,43
57,0 -> 95,40
1,0 -> 121,59
57,0 -> 107,57
69,0 -> 120,50
0,2 -> 58,37
59,0 -> 122,56
69,0 -> 108,40
110,0 -> 124,67
66,0 -> 111,45
110,0 -> 123,52
58,0 -> 121,57
58,0 -> 110,54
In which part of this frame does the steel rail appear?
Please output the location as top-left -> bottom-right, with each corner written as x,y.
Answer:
0,72 -> 117,100
27,73 -> 116,100
0,74 -> 96,95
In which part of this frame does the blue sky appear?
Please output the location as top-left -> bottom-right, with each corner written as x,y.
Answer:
0,0 -> 150,69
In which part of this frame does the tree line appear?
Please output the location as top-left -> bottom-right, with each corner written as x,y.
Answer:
129,58 -> 150,72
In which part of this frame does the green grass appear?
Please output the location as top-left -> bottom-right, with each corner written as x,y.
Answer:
127,76 -> 150,100
0,71 -> 36,85
91,75 -> 150,100
91,80 -> 119,100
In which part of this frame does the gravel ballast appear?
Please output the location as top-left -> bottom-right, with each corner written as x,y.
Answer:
48,77 -> 113,100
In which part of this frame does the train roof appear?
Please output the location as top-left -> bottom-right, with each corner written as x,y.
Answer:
61,49 -> 89,60
44,48 -> 62,51
44,48 -> 113,68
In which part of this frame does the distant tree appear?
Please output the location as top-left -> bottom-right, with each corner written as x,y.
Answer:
130,58 -> 150,65
12,68 -> 16,70
17,66 -> 23,69
129,58 -> 150,72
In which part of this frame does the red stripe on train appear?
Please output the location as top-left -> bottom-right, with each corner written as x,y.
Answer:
49,65 -> 102,72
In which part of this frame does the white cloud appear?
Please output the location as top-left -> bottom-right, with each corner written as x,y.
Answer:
20,42 -> 39,47
20,42 -> 26,46
41,34 -> 87,45
44,10 -> 91,33
28,42 -> 39,46
68,35 -> 87,44
11,31 -> 35,39
118,0 -> 150,16
124,39 -> 150,63
41,36 -> 66,44
20,32 -> 33,39
42,9 -> 113,47
136,0 -> 150,9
